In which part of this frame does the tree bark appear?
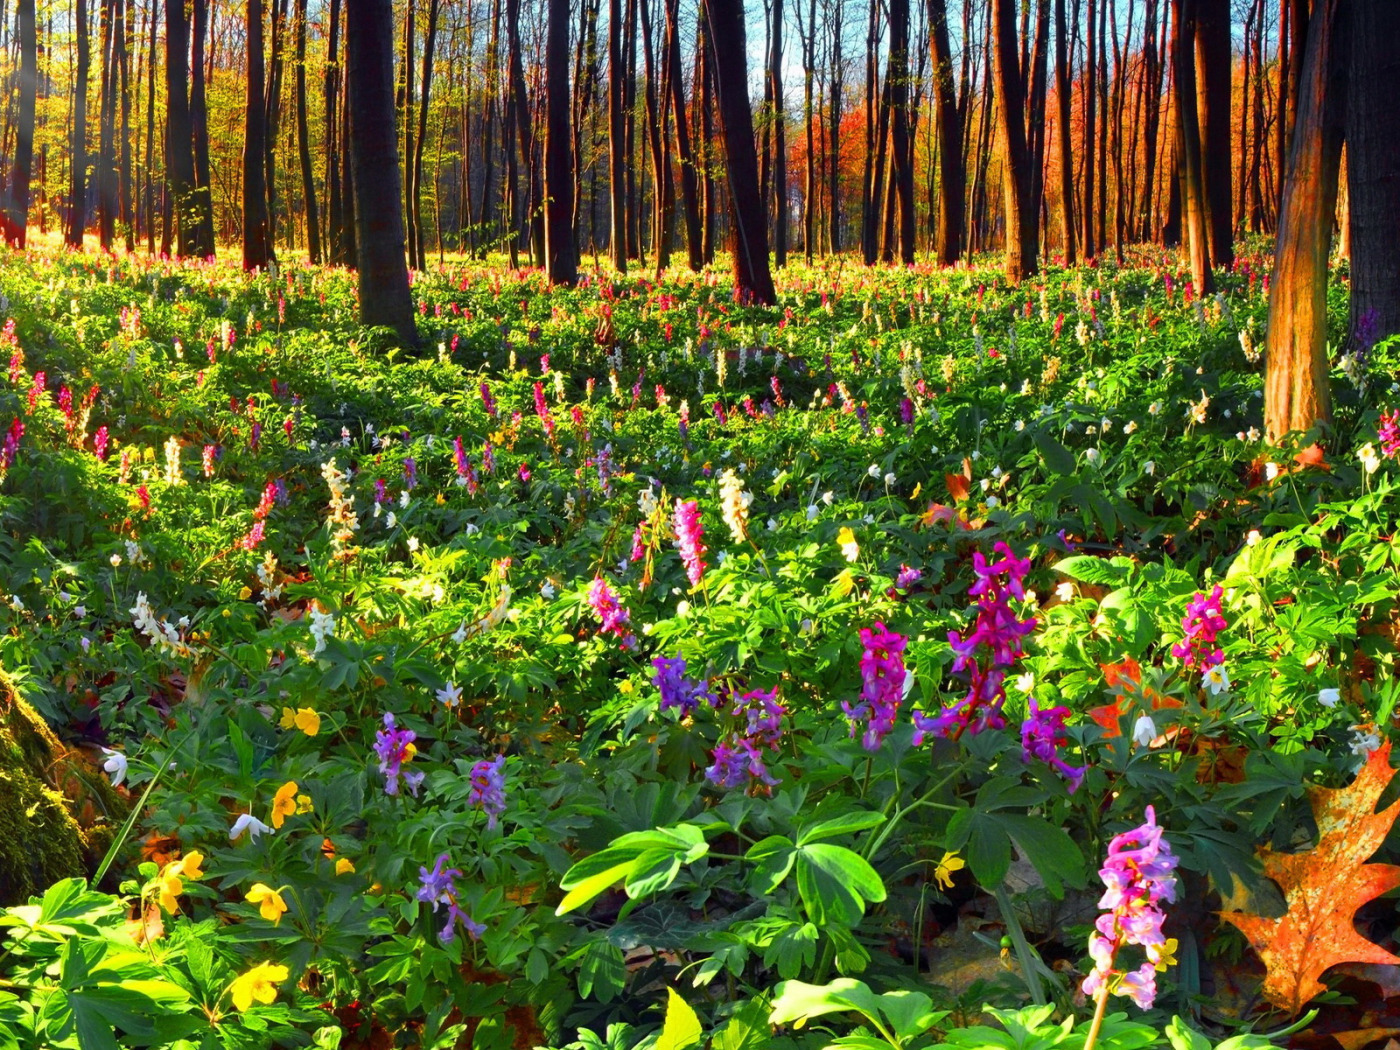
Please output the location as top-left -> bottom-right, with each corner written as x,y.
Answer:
927,0 -> 963,265
1171,0 -> 1213,292
295,0 -> 320,262
827,0 -> 842,254
768,0 -> 787,266
666,0 -> 702,270
243,0 -> 274,269
68,0 -> 90,247
887,0 -> 915,264
545,0 -> 577,283
346,0 -> 416,342
410,0 -> 441,271
97,0 -> 117,249
189,0 -> 215,255
992,0 -> 1036,280
1053,0 -> 1073,261
5,0 -> 35,246
1195,0 -> 1233,267
1264,0 -> 1347,440
703,0 -> 775,303
607,0 -> 627,270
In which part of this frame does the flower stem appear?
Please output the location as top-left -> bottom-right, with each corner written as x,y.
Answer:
1080,986 -> 1112,1050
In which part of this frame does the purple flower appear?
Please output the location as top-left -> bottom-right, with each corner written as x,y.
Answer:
482,440 -> 495,475
417,853 -> 485,944
587,577 -> 636,649
479,381 -> 498,418
706,687 -> 786,792
468,755 -> 507,829
842,623 -> 907,752
652,655 -> 717,715
453,436 -> 479,494
533,382 -> 555,442
373,712 -> 425,798
1019,699 -> 1084,792
673,500 -> 707,588
403,457 -> 418,490
1169,585 -> 1226,672
895,564 -> 922,591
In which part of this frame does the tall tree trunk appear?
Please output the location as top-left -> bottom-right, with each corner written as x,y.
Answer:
860,0 -> 881,264
887,0 -> 915,263
402,0 -> 416,266
545,0 -> 577,283
1024,0 -> 1049,247
97,0 -> 117,248
992,0 -> 1036,280
5,0 -> 35,246
243,0 -> 274,269
505,0 -> 539,264
1081,0 -> 1095,257
827,0 -> 842,254
190,0 -> 215,255
800,0 -> 815,260
608,0 -> 626,270
1346,0 -> 1400,342
119,0 -> 134,249
1264,0 -> 1346,440
1171,0 -> 1213,292
346,0 -> 416,342
638,0 -> 669,269
144,0 -> 156,252
294,0 -> 320,261
666,0 -> 702,269
928,0 -> 963,264
768,0 -> 787,266
68,0 -> 90,247
1195,0 -> 1233,267
164,0 -> 196,254
411,0 -> 441,270
264,0 -> 287,250
699,3 -> 717,262
1053,0 -> 1073,261
703,0 -> 775,303
1139,0 -> 1164,241
476,0 -> 500,254
325,0 -> 346,262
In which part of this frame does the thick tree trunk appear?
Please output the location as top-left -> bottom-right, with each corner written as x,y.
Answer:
1195,0 -> 1233,267
295,0 -> 320,262
264,0 -> 287,248
703,0 -> 775,303
1171,0 -> 1213,292
68,0 -> 90,247
1264,0 -> 1347,440
992,0 -> 1036,281
325,0 -> 346,262
190,0 -> 215,255
887,0 -> 915,264
927,0 -> 963,265
243,0 -> 274,269
5,0 -> 35,246
1346,0 -> 1400,343
608,0 -> 626,270
666,0 -> 702,270
163,0 -> 196,254
346,0 -> 416,342
545,0 -> 577,283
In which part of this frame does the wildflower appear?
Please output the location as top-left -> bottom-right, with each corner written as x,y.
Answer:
373,713 -> 425,797
101,747 -> 128,787
1131,715 -> 1157,747
842,623 -> 908,752
278,707 -> 321,736
1170,586 -> 1226,673
652,655 -> 717,716
1359,443 -> 1382,475
270,781 -> 312,829
1380,410 -> 1400,459
1019,699 -> 1084,792
673,499 -> 707,587
837,526 -> 860,562
1318,687 -> 1341,708
416,854 -> 485,943
1081,806 -> 1179,1010
1350,724 -> 1382,759
717,469 -> 752,544
437,682 -> 463,708
230,812 -> 273,843
706,687 -> 785,791
468,755 -> 507,829
228,962 -> 290,1012
308,608 -> 336,655
934,851 -> 966,891
246,883 -> 288,924
154,851 -> 205,913
1203,663 -> 1231,696
335,857 -> 356,875
895,565 -> 922,591
587,577 -> 636,649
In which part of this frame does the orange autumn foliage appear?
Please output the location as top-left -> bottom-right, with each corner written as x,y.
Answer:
1220,741 -> 1400,1016
1087,657 -> 1183,737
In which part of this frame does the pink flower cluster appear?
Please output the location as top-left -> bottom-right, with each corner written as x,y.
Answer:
1082,805 -> 1179,1009
913,542 -> 1035,741
673,499 -> 707,588
1380,409 -> 1400,458
587,577 -> 635,650
1020,700 -> 1083,792
843,622 -> 907,752
1170,585 -> 1225,671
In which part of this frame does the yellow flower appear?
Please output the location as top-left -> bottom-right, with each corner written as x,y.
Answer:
228,961 -> 289,1012
617,681 -> 634,695
435,493 -> 446,505
153,851 -> 205,913
296,793 -> 313,815
335,857 -> 355,875
837,526 -> 860,562
238,586 -> 252,600
1152,937 -> 1179,972
270,781 -> 299,829
172,850 -> 205,880
279,707 -> 321,736
934,850 -> 966,891
246,883 -> 289,924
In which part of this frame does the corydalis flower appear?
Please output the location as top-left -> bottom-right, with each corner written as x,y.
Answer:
717,469 -> 752,544
673,499 -> 707,587
1019,699 -> 1084,792
706,687 -> 785,791
587,577 -> 636,649
416,853 -> 485,944
912,542 -> 1034,741
1082,806 -> 1179,1010
468,755 -> 507,829
1170,585 -> 1226,672
652,655 -> 717,715
842,623 -> 907,752
373,712 -> 424,797
1380,409 -> 1400,459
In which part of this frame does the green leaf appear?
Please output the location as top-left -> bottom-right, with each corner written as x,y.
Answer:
712,999 -> 769,1050
769,979 -> 887,1032
655,988 -> 704,1050
794,844 -> 886,926
1053,555 -> 1130,586
797,811 -> 886,845
745,835 -> 797,893
577,940 -> 627,1004
1033,431 -> 1078,475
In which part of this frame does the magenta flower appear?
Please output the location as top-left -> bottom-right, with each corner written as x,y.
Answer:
652,655 -> 717,715
93,425 -> 109,461
1169,585 -> 1226,672
1381,409 -> 1400,459
673,499 -> 707,588
1019,699 -> 1083,792
587,577 -> 636,649
843,622 -> 908,752
533,381 -> 555,442
453,436 -> 479,493
479,381 -> 498,418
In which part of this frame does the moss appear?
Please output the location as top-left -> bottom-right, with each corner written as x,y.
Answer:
0,768 -> 87,903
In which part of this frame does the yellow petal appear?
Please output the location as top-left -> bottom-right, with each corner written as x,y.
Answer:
335,858 -> 355,875
294,709 -> 321,736
178,851 -> 205,880
279,707 -> 296,730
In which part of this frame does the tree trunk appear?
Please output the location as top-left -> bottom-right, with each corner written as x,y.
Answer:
119,0 -> 134,250
1139,0 -> 1165,241
666,0 -> 702,270
1171,0 -> 1213,292
346,0 -> 416,342
68,0 -> 90,247
927,0 -> 963,264
5,0 -> 35,246
294,0 -> 320,262
264,0 -> 287,249
1025,0 -> 1049,246
1195,0 -> 1233,267
1081,0 -> 1095,257
243,0 -> 274,269
544,0 -> 577,283
325,0 -> 346,262
164,0 -> 197,254
97,0 -> 117,249
190,0 -> 215,255
411,0 -> 441,271
827,0 -> 842,254
1053,0 -> 1073,261
887,0 -> 914,264
768,0 -> 787,266
703,0 -> 775,303
1346,0 -> 1400,342
992,0 -> 1036,281
1264,0 -> 1347,440
608,0 -> 626,270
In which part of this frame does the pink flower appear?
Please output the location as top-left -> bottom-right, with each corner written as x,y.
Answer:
673,500 -> 707,588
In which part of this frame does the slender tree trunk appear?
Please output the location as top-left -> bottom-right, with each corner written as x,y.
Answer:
4,0 -> 35,246
608,0 -> 626,270
97,0 -> 116,248
992,0 -> 1036,280
1195,0 -> 1233,267
769,0 -> 787,266
411,0 -> 441,270
243,0 -> 274,268
666,0 -> 702,269
294,0 -> 320,261
699,4 -> 717,261
703,0 -> 775,303
68,0 -> 90,247
887,0 -> 915,263
827,0 -> 842,254
164,0 -> 196,254
1171,0 -> 1212,291
545,0 -> 577,283
346,0 -> 416,341
1139,0 -> 1164,241
1346,0 -> 1400,342
144,0 -> 155,252
189,0 -> 215,254
1081,0 -> 1095,257
325,0 -> 345,262
1025,0 -> 1049,254
1053,0 -> 1073,261
119,0 -> 133,249
1265,0 -> 1346,439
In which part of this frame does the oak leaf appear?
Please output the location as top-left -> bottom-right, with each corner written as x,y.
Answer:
1220,742 -> 1400,1015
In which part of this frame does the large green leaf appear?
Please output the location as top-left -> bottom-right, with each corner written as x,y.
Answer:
655,988 -> 703,1050
794,844 -> 886,926
557,825 -> 710,915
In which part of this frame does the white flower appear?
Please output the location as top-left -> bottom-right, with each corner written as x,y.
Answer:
230,812 -> 273,844
451,622 -> 469,644
1143,461 -> 1156,476
1359,443 -> 1381,475
1132,715 -> 1157,747
8,596 -> 22,613
883,472 -> 896,486
309,609 -> 336,655
805,505 -> 819,521
1148,401 -> 1162,416
1055,582 -> 1075,601
400,490 -> 411,509
867,464 -> 881,478
766,517 -> 779,531
985,496 -> 1000,508
101,748 -> 127,787
110,554 -> 122,567
1014,420 -> 1025,432
437,682 -> 462,708
407,536 -> 420,552
1264,461 -> 1280,481
1246,529 -> 1261,547
1085,448 -> 1101,467
1351,726 -> 1383,758
821,491 -> 834,505
1015,672 -> 1035,693
1203,663 -> 1230,696
1318,687 -> 1341,708
1123,421 -> 1138,435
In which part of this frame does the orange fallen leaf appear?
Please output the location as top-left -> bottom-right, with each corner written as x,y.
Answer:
1220,742 -> 1400,1015
1087,658 -> 1183,737
945,473 -> 970,502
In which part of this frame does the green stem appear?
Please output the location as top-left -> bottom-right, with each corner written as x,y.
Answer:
993,884 -> 1046,1006
94,722 -> 203,884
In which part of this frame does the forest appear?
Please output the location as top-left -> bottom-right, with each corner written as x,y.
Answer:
1,0 -> 1400,1048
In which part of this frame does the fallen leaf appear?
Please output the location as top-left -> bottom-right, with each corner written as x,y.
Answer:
1220,742 -> 1400,1015
1087,658 -> 1183,737
946,473 -> 970,502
